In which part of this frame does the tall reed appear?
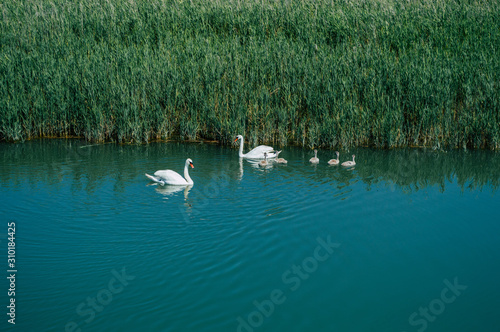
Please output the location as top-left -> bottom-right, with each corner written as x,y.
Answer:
0,0 -> 498,149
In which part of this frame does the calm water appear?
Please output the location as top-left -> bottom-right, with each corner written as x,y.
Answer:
0,140 -> 499,332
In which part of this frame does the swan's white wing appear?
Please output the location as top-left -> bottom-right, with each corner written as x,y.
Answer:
245,145 -> 277,159
154,170 -> 188,185
250,145 -> 274,153
145,173 -> 165,185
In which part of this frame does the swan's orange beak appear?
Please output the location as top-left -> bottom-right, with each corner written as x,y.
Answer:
233,137 -> 239,142
190,163 -> 194,169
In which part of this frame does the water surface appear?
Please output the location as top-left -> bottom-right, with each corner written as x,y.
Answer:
0,140 -> 499,332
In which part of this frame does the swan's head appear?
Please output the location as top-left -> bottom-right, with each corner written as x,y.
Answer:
314,149 -> 318,153
352,154 -> 355,159
186,158 -> 194,168
234,135 -> 243,142
336,151 -> 339,156
276,150 -> 282,157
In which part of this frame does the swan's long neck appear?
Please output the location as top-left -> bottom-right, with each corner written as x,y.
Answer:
184,162 -> 193,185
238,138 -> 245,157
314,150 -> 318,158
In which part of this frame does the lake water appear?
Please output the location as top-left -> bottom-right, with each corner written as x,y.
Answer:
0,140 -> 499,332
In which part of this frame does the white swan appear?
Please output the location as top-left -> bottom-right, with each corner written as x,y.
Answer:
234,135 -> 277,159
328,151 -> 340,165
259,152 -> 269,167
309,149 -> 319,164
275,150 -> 287,164
145,158 -> 194,185
341,155 -> 356,167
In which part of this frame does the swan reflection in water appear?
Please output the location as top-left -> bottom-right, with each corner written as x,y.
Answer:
239,157 -> 244,180
238,157 -> 276,180
148,183 -> 192,200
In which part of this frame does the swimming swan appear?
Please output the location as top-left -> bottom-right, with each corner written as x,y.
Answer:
275,151 -> 288,164
145,158 -> 194,185
259,152 -> 269,167
328,151 -> 340,165
234,135 -> 277,159
309,149 -> 319,164
341,155 -> 356,167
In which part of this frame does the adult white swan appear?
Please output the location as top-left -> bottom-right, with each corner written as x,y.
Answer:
234,135 -> 277,159
145,158 -> 194,185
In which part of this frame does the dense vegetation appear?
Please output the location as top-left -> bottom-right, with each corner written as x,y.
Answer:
1,0 -> 499,149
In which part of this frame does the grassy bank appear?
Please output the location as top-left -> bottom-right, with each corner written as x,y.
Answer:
1,0 -> 499,149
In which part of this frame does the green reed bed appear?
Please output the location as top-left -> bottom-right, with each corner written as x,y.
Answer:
1,0 -> 499,148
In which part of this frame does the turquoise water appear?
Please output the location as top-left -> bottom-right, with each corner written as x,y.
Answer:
0,140 -> 499,332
